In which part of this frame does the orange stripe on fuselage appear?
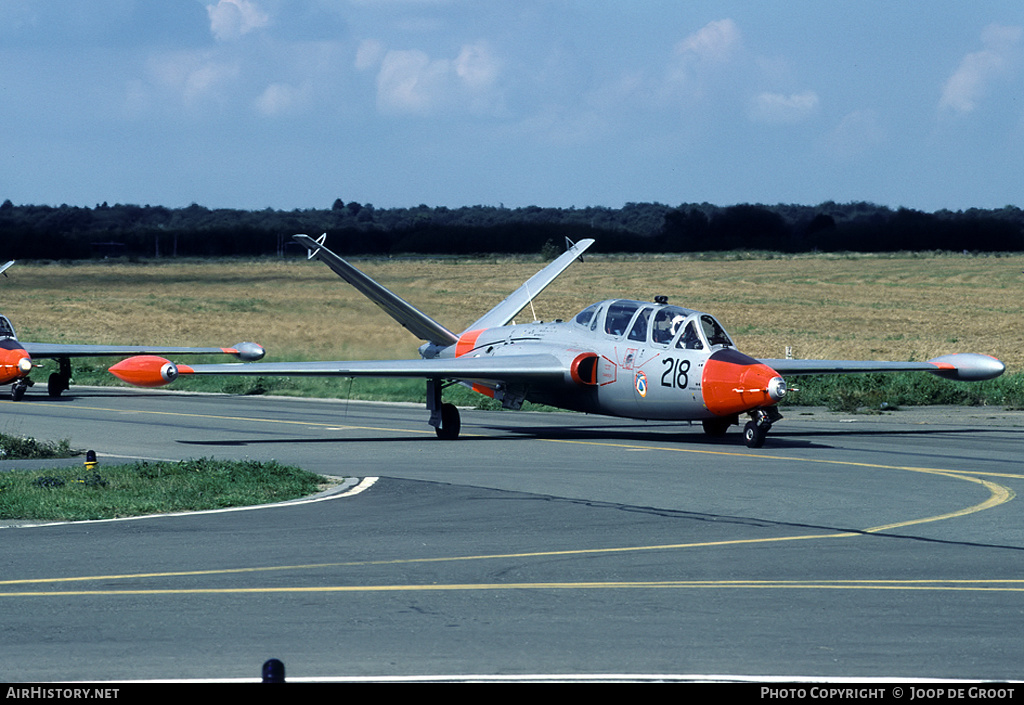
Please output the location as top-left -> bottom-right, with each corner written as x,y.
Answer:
455,331 -> 493,398
456,329 -> 485,357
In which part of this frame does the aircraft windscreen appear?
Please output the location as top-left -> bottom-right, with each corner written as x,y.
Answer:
0,316 -> 15,339
700,314 -> 733,347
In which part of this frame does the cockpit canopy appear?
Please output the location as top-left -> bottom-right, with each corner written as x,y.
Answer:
0,315 -> 15,339
573,299 -> 733,350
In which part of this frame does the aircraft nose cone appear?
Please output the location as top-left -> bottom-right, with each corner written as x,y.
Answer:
701,349 -> 785,416
767,375 -> 787,402
0,346 -> 32,383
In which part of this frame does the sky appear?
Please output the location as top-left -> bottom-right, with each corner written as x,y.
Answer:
2,1 -> 1023,213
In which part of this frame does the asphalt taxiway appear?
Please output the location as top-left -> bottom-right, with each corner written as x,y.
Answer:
2,388 -> 1023,682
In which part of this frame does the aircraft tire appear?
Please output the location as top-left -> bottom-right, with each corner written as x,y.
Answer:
743,420 -> 766,449
11,384 -> 25,402
435,403 -> 461,440
48,373 -> 68,398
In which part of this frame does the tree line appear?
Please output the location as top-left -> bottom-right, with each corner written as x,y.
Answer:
1,198 -> 1022,259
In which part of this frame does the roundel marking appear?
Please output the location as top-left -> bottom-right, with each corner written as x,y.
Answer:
635,370 -> 648,398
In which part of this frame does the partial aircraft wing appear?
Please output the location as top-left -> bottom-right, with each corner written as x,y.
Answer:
22,341 -> 266,361
758,353 -> 1005,382
110,353 -> 568,387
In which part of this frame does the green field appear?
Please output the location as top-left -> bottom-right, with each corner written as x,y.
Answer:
8,252 -> 1023,409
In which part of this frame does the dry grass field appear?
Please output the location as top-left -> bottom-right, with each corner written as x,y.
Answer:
5,252 -> 1022,383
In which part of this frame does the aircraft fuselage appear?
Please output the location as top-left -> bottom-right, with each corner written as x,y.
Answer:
436,298 -> 786,426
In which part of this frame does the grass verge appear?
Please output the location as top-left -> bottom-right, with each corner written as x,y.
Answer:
0,457 -> 331,522
0,432 -> 74,459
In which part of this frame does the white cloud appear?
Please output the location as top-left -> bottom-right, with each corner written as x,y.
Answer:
371,41 -> 503,116
674,18 -> 741,64
940,23 -> 1022,114
255,82 -> 312,116
749,90 -> 819,124
206,0 -> 270,42
375,49 -> 450,114
455,42 -> 499,91
663,18 -> 743,99
823,109 -> 886,159
355,39 -> 386,71
145,51 -> 241,108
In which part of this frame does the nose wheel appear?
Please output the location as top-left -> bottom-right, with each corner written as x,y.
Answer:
743,407 -> 782,448
743,420 -> 767,448
11,379 -> 30,401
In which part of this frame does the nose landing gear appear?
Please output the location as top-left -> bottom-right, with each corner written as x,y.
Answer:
743,407 -> 782,448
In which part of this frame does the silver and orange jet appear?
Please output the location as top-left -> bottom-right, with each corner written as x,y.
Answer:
0,260 -> 265,400
109,236 -> 1004,448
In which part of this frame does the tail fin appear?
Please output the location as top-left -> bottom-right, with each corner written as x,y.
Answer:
464,237 -> 594,331
294,234 -> 459,346
293,234 -> 594,344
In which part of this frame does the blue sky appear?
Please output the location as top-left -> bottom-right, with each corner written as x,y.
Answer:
2,1 -> 1023,212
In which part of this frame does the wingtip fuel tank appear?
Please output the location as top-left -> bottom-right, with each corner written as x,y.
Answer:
109,356 -> 192,387
927,353 -> 1005,382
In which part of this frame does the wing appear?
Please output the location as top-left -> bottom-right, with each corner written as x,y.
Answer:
760,353 -> 1005,382
109,353 -> 569,388
23,341 -> 266,361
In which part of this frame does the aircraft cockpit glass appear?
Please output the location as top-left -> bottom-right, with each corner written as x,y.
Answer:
700,314 -> 733,347
574,303 -> 600,328
651,306 -> 691,345
604,300 -> 641,337
627,307 -> 653,342
678,321 -> 703,350
0,316 -> 15,339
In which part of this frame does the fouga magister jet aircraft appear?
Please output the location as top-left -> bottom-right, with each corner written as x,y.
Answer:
0,260 -> 265,400
109,235 -> 1005,448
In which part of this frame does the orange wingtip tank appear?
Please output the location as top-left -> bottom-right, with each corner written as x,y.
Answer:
108,356 -> 193,387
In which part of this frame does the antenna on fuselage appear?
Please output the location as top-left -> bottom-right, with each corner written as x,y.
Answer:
525,281 -> 538,322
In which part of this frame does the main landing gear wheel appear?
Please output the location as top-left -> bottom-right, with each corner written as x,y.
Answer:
434,402 -> 461,440
48,373 -> 70,398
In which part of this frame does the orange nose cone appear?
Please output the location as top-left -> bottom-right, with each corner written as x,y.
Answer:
702,349 -> 786,416
109,356 -> 189,387
0,345 -> 32,384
